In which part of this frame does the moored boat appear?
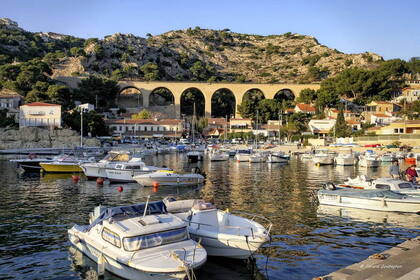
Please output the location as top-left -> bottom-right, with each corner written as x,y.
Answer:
208,150 -> 229,161
334,149 -> 357,166
312,149 -> 335,165
80,151 -> 133,180
267,152 -> 288,163
358,152 -> 380,168
105,159 -> 171,183
249,153 -> 266,163
164,198 -> 272,259
133,170 -> 204,187
235,149 -> 252,162
317,186 -> 420,213
68,201 -> 207,280
10,155 -> 55,172
337,176 -> 420,196
40,155 -> 94,173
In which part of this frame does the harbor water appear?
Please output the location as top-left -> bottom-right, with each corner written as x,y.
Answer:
0,153 -> 419,280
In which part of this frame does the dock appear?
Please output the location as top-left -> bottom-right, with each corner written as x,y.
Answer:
0,147 -> 105,155
316,236 -> 420,280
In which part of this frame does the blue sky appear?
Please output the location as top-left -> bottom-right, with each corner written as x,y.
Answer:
1,0 -> 419,60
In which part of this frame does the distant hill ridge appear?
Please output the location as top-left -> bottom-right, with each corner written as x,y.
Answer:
0,18 -> 383,83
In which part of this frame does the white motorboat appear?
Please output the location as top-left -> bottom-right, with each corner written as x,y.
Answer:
105,159 -> 171,183
312,150 -> 335,165
337,176 -> 420,196
133,170 -> 205,187
164,198 -> 272,259
358,153 -> 380,168
80,151 -> 133,180
380,153 -> 396,162
249,153 -> 266,163
335,150 -> 357,166
317,185 -> 420,213
208,150 -> 229,161
267,152 -> 288,163
235,150 -> 252,162
68,201 -> 207,280
300,153 -> 313,160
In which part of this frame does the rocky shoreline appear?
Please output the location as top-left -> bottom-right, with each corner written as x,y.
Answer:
0,127 -> 100,150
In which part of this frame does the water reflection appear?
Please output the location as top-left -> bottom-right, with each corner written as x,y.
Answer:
0,155 -> 419,280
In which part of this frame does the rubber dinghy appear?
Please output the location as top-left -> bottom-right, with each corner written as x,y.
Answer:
133,170 -> 204,187
164,198 -> 272,259
68,201 -> 207,280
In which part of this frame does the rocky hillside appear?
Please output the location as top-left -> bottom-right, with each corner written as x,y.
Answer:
0,18 -> 383,84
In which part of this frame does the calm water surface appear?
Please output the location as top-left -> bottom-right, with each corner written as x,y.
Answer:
0,153 -> 419,280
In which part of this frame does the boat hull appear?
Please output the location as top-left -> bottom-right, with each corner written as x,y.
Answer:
313,157 -> 334,165
235,154 -> 251,162
190,233 -> 265,259
68,234 -> 188,280
81,164 -> 108,180
40,163 -> 83,173
335,157 -> 356,166
359,159 -> 380,168
134,174 -> 204,187
267,155 -> 288,163
318,192 -> 420,213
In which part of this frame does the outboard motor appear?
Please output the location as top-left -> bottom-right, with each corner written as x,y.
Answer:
323,182 -> 336,190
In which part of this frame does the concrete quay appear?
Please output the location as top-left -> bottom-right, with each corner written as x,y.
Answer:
315,236 -> 420,280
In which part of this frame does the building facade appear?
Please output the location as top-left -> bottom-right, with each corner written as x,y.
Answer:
19,102 -> 61,128
107,119 -> 183,138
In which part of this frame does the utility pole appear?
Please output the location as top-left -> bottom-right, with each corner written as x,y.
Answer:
95,94 -> 98,110
80,109 -> 83,147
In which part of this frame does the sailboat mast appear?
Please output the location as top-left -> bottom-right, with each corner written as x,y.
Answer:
192,102 -> 196,143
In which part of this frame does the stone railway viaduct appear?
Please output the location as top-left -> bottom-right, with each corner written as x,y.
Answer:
117,80 -> 320,118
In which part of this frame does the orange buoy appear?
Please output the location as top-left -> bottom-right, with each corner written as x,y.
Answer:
117,186 -> 123,192
152,182 -> 159,192
96,177 -> 104,185
72,175 -> 80,183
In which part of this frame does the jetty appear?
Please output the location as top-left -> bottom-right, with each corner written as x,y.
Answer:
316,236 -> 420,280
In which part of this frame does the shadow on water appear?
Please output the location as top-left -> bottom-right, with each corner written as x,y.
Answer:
0,155 -> 419,280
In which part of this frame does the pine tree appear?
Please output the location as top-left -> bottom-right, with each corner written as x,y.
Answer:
334,107 -> 351,137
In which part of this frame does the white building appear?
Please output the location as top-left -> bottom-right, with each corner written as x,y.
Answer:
370,113 -> 402,126
77,103 -> 95,112
0,88 -> 22,109
19,102 -> 61,128
308,119 -> 336,136
106,119 -> 183,138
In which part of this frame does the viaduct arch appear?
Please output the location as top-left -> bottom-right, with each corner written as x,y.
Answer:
117,81 -> 320,118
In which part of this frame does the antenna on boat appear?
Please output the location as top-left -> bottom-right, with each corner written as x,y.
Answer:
143,195 -> 151,217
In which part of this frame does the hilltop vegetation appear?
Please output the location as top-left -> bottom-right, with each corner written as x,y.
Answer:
1,18 -> 420,126
0,18 -> 386,84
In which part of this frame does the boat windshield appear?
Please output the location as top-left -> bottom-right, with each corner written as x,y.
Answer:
123,227 -> 188,251
398,183 -> 414,189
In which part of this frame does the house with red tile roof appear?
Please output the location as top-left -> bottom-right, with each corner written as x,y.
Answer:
19,102 -> 61,128
294,103 -> 316,114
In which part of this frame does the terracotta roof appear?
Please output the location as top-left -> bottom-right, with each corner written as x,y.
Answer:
372,113 -> 392,118
295,103 -> 316,112
285,108 -> 295,113
207,118 -> 227,125
346,120 -> 360,125
22,102 -> 60,107
106,119 -> 182,125
204,128 -> 225,136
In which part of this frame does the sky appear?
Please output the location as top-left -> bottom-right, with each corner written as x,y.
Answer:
1,0 -> 419,60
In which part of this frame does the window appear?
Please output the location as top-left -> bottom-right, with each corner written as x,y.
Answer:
119,126 -> 122,131
375,184 -> 390,190
102,227 -> 121,247
399,128 -> 404,133
123,227 -> 188,251
398,183 -> 413,189
394,128 -> 399,133
145,126 -> 147,131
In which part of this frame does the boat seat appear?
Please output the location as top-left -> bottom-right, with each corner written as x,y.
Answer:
165,199 -> 197,213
